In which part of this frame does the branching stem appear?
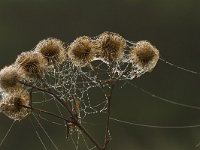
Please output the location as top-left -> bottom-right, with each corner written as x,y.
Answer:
103,82 -> 115,150
21,81 -> 103,150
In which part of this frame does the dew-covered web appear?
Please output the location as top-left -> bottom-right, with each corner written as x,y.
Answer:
109,56 -> 200,136
14,39 -> 152,150
31,55 -> 200,149
1,35 -> 200,150
32,41 -> 147,117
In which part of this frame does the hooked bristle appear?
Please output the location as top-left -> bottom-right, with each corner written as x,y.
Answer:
35,38 -> 66,65
68,36 -> 97,66
130,41 -> 159,72
95,32 -> 126,62
15,51 -> 48,79
0,89 -> 30,120
0,65 -> 23,92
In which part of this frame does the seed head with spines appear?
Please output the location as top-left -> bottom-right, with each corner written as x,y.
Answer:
0,89 -> 30,120
0,65 -> 23,92
35,38 -> 66,65
67,36 -> 97,66
130,40 -> 159,72
15,51 -> 48,79
95,32 -> 126,62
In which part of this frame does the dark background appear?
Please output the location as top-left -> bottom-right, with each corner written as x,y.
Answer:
0,0 -> 200,150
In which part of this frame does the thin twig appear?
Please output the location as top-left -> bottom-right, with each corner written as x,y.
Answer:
103,62 -> 116,150
20,104 -> 71,123
20,82 -> 103,150
103,83 -> 115,149
20,81 -> 73,116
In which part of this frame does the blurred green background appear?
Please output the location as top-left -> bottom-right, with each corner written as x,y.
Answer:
0,0 -> 200,150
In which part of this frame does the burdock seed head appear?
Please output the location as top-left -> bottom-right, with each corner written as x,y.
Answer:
0,89 -> 30,120
35,38 -> 66,65
15,51 -> 48,79
95,32 -> 126,62
0,65 -> 23,92
130,40 -> 159,72
67,36 -> 97,66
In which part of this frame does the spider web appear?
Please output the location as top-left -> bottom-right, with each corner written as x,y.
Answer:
42,47 -> 199,149
15,41 -> 149,149
1,45 -> 200,150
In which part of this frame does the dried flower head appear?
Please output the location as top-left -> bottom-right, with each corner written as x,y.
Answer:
67,36 -> 97,66
130,41 -> 159,72
96,32 -> 126,62
15,51 -> 48,79
0,89 -> 30,120
0,65 -> 23,92
35,38 -> 66,65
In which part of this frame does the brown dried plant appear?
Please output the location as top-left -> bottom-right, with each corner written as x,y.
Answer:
0,31 -> 159,150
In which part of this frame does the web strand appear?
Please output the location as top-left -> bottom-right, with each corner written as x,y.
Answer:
1,32 -> 199,150
33,114 -> 59,150
29,118 -> 48,150
110,117 -> 200,129
0,120 -> 15,147
126,81 -> 200,111
36,113 -> 64,126
159,57 -> 200,75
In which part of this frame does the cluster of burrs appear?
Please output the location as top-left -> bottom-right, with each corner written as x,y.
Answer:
0,31 -> 159,120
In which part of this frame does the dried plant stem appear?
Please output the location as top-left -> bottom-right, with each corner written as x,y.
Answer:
21,105 -> 71,123
21,81 -> 103,150
0,32 -> 160,150
103,83 -> 115,150
20,81 -> 72,115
